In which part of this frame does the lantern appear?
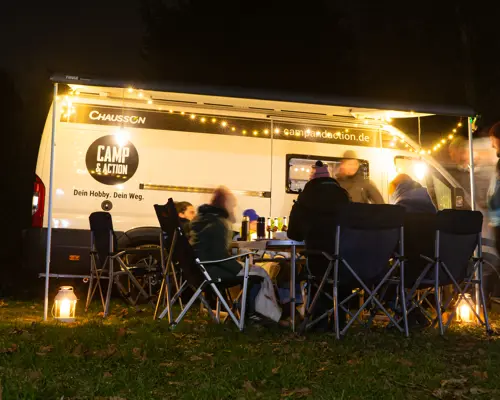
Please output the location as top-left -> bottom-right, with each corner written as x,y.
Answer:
53,286 -> 77,322
456,293 -> 474,323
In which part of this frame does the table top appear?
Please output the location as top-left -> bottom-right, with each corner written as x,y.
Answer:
232,240 -> 305,250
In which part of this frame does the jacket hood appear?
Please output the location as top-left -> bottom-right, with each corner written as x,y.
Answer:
391,182 -> 436,213
197,204 -> 229,219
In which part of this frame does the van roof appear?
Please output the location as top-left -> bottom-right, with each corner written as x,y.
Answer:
51,74 -> 475,118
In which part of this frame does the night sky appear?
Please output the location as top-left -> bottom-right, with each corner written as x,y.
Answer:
2,1 -> 500,281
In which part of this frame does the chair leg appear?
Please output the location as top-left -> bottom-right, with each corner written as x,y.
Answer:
400,263 -> 409,337
333,259 -> 340,340
104,260 -> 114,318
172,284 -> 206,329
434,263 -> 444,335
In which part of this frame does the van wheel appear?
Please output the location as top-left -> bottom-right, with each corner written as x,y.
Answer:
117,244 -> 163,306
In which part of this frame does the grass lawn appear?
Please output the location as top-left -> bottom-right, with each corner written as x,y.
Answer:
1,300 -> 500,400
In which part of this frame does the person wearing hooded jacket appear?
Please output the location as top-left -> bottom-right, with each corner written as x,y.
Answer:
288,161 -> 351,331
388,174 -> 437,213
336,150 -> 384,204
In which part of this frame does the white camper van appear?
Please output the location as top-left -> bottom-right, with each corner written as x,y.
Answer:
24,75 -> 484,276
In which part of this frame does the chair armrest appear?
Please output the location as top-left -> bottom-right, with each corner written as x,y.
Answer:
302,249 -> 335,261
200,252 -> 256,264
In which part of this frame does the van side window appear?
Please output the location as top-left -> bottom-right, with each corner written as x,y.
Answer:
394,156 -> 453,210
286,154 -> 369,194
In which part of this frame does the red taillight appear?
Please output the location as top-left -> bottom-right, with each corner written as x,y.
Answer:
32,175 -> 46,228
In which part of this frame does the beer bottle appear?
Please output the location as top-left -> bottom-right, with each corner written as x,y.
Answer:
281,216 -> 288,232
267,217 -> 272,239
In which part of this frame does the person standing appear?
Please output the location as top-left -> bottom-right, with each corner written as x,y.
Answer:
486,122 -> 500,300
336,150 -> 384,204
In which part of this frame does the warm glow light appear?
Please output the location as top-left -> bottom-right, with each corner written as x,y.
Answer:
190,114 -> 196,119
231,127 -> 236,131
294,168 -> 299,172
60,299 -> 71,318
169,110 -> 173,113
448,134 -> 454,140
253,130 -> 258,135
420,150 -> 425,155
221,121 -> 228,127
200,117 -> 206,123
127,87 -> 134,93
345,129 -> 349,133
427,150 -> 431,154
441,139 -> 446,144
274,128 -> 280,134
456,294 -> 474,323
306,129 -> 311,134
181,111 -> 185,115
211,118 -> 217,123
453,129 -> 457,133
242,130 -> 247,135
458,122 -> 463,127
138,92 -> 144,98
301,167 -> 305,171
389,141 -> 395,147
264,129 -> 269,135
414,162 -> 428,180
147,99 -> 153,105
114,129 -> 130,147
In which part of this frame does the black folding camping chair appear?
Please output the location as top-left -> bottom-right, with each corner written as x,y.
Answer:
154,198 -> 255,331
85,212 -> 161,317
299,203 -> 408,339
153,203 -> 186,322
405,209 -> 492,335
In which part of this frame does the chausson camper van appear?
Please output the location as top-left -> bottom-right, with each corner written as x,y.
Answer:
24,75 -> 492,277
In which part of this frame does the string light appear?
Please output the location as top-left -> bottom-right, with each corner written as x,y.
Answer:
221,121 -> 228,127
414,120 -> 463,154
200,117 -> 206,123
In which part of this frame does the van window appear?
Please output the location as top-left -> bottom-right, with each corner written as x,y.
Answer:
286,154 -> 369,194
394,156 -> 453,210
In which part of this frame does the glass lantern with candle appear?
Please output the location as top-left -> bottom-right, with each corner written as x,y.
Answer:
456,293 -> 474,323
53,286 -> 77,322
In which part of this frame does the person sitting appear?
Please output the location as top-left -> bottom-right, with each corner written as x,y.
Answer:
336,150 -> 384,204
190,187 -> 280,322
288,160 -> 351,332
175,201 -> 195,235
389,174 -> 437,213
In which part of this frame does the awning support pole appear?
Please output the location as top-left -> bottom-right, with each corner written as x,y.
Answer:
467,116 -> 480,316
44,83 -> 58,321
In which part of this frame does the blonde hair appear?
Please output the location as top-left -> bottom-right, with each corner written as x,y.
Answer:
389,174 -> 413,196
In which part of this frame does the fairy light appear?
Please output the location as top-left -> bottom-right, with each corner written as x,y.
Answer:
264,129 -> 269,135
190,114 -> 196,120
147,99 -> 153,105
231,127 -> 236,131
413,120 -> 463,154
274,128 -> 280,134
211,118 -> 217,123
200,117 -> 206,123
127,88 -> 134,93
221,121 -> 227,127
253,130 -> 258,135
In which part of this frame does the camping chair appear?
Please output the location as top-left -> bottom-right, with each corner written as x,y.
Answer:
85,212 -> 160,317
299,203 -> 408,339
405,209 -> 492,335
154,198 -> 255,331
153,203 -> 185,322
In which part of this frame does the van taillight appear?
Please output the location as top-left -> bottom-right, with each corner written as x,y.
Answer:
32,175 -> 46,228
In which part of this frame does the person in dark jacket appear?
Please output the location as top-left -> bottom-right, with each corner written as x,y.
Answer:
336,150 -> 384,204
175,201 -> 195,236
288,161 -> 351,331
389,174 -> 437,213
190,188 -> 241,282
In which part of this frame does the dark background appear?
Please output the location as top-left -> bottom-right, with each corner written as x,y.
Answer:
1,0 -> 500,293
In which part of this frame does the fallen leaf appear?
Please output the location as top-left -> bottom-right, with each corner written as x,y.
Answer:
470,387 -> 493,395
243,380 -> 257,393
397,359 -> 414,367
347,359 -> 359,366
132,347 -> 147,361
0,344 -> 18,354
472,371 -> 488,380
95,344 -> 117,358
159,362 -> 175,367
199,352 -> 214,358
117,327 -> 127,337
118,308 -> 129,318
28,370 -> 42,380
440,378 -> 467,388
72,344 -> 84,357
190,355 -> 203,361
281,388 -> 312,398
272,366 -> 281,374
317,367 -> 327,372
168,382 -> 185,386
103,372 -> 113,378
38,345 -> 53,354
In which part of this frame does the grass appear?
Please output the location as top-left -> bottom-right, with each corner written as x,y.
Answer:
0,300 -> 500,400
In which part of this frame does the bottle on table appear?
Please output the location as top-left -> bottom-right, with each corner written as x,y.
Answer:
257,217 -> 266,239
240,216 -> 249,241
267,217 -> 272,239
281,216 -> 288,232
